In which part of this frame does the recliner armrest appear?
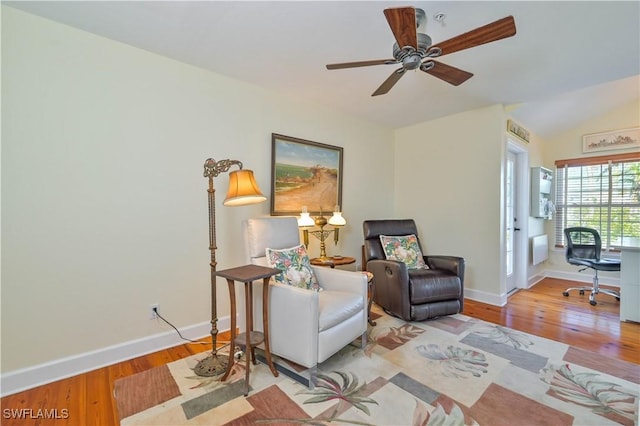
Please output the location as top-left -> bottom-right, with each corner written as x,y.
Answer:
366,258 -> 409,282
366,258 -> 412,319
425,255 -> 465,311
425,255 -> 465,281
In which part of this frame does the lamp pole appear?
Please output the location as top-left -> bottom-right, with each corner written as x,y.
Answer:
194,158 -> 266,377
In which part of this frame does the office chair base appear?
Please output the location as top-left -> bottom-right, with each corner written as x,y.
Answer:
562,286 -> 620,306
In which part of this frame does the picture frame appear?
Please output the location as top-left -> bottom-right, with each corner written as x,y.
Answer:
582,127 -> 640,153
271,133 -> 343,216
507,119 -> 530,143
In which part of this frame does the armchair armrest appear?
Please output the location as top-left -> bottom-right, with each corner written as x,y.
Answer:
312,266 -> 368,296
267,282 -> 320,368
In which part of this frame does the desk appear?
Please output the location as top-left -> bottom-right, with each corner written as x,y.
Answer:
615,238 -> 640,323
216,264 -> 280,396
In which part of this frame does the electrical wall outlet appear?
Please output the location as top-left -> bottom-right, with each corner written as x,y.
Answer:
149,304 -> 159,320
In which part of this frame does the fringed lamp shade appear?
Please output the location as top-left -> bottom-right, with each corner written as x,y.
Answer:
223,169 -> 266,206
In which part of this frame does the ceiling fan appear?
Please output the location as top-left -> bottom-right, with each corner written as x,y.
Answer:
326,7 -> 516,96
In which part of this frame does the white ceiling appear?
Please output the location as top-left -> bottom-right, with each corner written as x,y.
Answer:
7,1 -> 640,138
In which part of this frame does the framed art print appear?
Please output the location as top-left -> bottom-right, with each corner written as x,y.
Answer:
271,133 -> 343,216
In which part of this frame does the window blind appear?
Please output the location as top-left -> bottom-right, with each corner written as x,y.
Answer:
554,152 -> 640,249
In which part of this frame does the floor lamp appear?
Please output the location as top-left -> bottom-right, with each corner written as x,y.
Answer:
194,158 -> 267,377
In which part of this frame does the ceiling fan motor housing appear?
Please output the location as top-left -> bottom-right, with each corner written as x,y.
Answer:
393,33 -> 432,70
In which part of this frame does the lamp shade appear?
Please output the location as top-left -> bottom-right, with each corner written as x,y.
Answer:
298,212 -> 315,227
223,169 -> 267,206
328,211 -> 346,226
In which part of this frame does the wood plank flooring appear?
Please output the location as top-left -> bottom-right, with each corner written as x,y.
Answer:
1,277 -> 638,425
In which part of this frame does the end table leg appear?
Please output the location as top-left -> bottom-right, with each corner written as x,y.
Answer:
221,278 -> 237,382
262,277 -> 279,377
244,281 -> 251,396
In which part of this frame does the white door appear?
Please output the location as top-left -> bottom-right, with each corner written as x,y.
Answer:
505,141 -> 529,294
505,151 -> 518,293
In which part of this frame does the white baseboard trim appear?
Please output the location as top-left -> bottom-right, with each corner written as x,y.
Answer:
464,287 -> 508,307
544,269 -> 620,288
527,274 -> 546,288
0,317 -> 229,397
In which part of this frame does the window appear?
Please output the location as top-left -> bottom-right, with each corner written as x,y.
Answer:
555,152 -> 640,249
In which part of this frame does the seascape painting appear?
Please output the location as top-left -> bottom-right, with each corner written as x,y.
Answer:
271,134 -> 343,215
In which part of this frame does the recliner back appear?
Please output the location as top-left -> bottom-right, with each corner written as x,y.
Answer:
363,219 -> 424,263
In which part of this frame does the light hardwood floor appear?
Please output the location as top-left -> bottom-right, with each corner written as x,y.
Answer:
1,277 -> 638,425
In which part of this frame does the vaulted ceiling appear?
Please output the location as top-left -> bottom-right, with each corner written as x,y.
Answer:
7,1 -> 640,138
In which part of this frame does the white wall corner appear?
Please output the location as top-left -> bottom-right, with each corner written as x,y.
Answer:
0,317 -> 228,397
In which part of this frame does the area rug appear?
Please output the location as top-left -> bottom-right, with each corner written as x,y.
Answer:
114,308 -> 639,425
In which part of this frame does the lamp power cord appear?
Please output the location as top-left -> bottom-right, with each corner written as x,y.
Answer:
152,307 -> 229,348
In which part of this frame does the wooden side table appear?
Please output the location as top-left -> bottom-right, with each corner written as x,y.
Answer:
310,256 -> 356,268
216,264 -> 280,396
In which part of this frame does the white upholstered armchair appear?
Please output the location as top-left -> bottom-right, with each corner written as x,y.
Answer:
243,216 -> 368,386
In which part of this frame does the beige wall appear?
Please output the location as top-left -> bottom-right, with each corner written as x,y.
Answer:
541,100 -> 640,278
394,105 -> 506,301
1,7 -> 394,374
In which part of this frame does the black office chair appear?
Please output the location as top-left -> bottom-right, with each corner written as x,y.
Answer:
562,227 -> 621,306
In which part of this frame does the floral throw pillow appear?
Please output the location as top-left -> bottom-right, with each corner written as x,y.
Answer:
379,234 -> 428,270
266,244 -> 320,291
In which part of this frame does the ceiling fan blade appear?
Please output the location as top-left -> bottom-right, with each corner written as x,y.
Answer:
326,59 -> 395,70
421,61 -> 474,86
372,68 -> 406,96
430,16 -> 516,57
384,7 -> 418,49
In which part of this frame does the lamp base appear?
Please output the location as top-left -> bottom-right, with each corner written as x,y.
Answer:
193,353 -> 229,377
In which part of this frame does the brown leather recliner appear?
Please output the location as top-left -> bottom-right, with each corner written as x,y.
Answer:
363,219 -> 465,321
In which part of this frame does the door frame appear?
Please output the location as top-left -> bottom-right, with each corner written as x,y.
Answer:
504,139 -> 529,294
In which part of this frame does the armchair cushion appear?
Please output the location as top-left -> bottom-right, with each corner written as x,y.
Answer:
266,244 -> 320,291
379,234 -> 428,269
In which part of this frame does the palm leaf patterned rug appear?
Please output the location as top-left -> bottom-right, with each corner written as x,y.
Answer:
114,308 -> 639,425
